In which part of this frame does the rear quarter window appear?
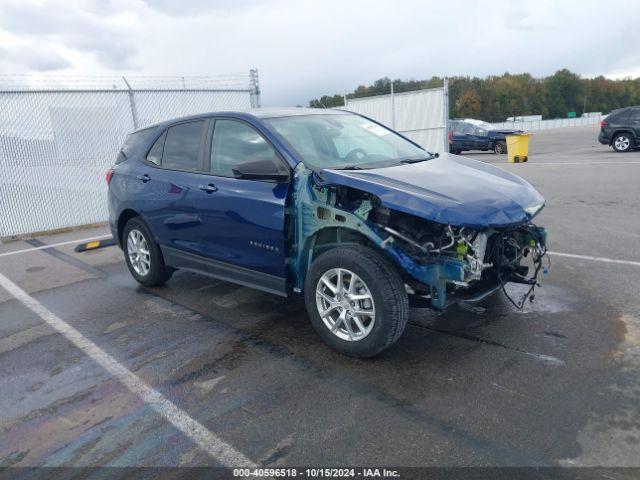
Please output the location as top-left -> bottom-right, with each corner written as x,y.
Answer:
146,131 -> 166,166
607,109 -> 630,124
117,128 -> 156,164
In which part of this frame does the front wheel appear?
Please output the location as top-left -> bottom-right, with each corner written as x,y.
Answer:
304,246 -> 408,358
494,140 -> 507,154
612,134 -> 632,152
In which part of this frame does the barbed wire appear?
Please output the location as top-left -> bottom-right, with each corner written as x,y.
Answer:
0,73 -> 254,92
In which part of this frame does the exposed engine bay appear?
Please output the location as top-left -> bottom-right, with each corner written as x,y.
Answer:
336,187 -> 548,309
371,201 -> 548,310
290,164 -> 549,312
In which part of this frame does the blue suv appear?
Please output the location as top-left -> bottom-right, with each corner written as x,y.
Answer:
108,109 -> 547,357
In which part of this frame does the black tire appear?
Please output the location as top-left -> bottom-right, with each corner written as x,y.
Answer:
122,217 -> 172,286
304,245 -> 408,358
612,133 -> 632,153
451,149 -> 461,155
494,140 -> 507,154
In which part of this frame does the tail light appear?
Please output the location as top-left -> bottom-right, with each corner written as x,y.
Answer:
600,120 -> 608,127
106,169 -> 114,185
448,128 -> 453,144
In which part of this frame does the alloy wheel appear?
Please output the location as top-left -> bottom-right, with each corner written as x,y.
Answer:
315,268 -> 376,342
615,136 -> 630,151
127,229 -> 151,276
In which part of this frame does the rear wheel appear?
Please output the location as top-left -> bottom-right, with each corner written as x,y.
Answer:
612,133 -> 632,152
494,140 -> 507,154
123,217 -> 172,286
304,246 -> 408,358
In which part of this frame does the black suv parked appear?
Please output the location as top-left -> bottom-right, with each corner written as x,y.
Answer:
598,106 -> 640,152
449,119 -> 521,155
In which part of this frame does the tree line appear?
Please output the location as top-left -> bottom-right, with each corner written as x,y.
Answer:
308,69 -> 640,122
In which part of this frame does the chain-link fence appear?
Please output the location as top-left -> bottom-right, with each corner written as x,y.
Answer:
490,114 -> 604,131
0,72 -> 260,238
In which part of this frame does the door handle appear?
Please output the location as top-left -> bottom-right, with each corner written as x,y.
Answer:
198,183 -> 218,193
137,174 -> 150,183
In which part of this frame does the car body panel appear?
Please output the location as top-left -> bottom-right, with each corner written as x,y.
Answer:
318,153 -> 544,228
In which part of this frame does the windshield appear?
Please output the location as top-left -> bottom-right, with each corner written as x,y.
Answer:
265,113 -> 431,170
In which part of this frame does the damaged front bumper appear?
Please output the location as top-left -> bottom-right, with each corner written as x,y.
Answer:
380,224 -> 547,309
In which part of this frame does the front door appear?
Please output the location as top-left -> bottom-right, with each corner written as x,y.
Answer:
202,118 -> 290,280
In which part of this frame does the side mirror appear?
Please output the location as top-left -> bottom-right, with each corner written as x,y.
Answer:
232,159 -> 289,182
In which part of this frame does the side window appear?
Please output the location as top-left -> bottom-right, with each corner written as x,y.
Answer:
162,121 -> 206,171
210,119 -> 285,178
474,127 -> 487,136
609,110 -> 629,124
461,123 -> 474,135
146,131 -> 166,165
628,108 -> 640,122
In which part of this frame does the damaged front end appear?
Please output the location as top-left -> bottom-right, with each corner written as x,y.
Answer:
289,163 -> 549,311
374,209 -> 548,310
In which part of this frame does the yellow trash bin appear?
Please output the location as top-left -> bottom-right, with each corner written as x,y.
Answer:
505,133 -> 531,163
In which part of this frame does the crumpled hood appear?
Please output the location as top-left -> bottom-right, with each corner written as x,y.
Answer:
318,153 -> 545,228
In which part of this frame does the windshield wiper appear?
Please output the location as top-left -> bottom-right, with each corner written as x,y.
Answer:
399,153 -> 439,164
335,165 -> 367,170
399,158 -> 428,164
395,153 -> 439,165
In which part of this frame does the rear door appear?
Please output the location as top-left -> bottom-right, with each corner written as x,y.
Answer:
136,119 -> 216,257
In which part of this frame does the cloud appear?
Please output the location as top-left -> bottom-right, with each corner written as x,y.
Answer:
0,0 -> 638,106
0,0 -> 139,70
140,0 -> 267,16
0,45 -> 72,71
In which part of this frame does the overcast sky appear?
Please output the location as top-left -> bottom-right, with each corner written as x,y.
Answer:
1,0 -> 639,106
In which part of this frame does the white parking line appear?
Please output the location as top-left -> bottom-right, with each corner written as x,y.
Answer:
0,234 -> 112,258
0,271 -> 255,468
550,251 -> 640,267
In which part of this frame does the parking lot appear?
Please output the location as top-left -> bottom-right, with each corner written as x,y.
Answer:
1,124 -> 639,470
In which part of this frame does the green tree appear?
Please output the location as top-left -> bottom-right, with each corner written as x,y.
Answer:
457,89 -> 481,117
308,70 -> 640,121
543,69 -> 585,117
